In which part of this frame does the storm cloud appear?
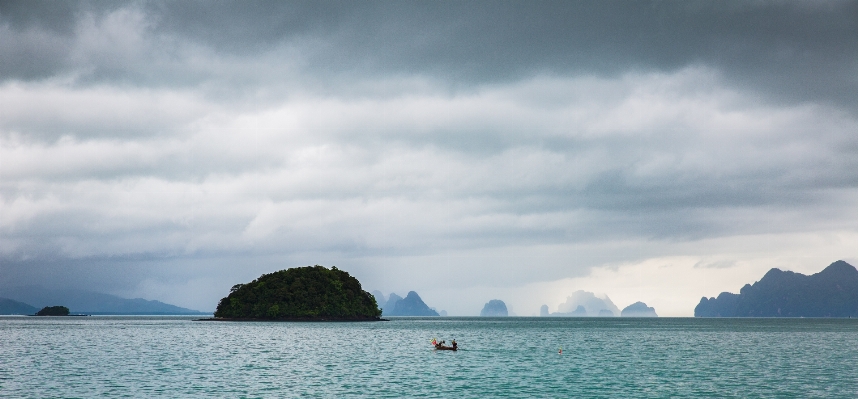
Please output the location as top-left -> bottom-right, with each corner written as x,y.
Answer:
2,1 -> 857,314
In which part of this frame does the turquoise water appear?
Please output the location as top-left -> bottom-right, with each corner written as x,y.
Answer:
2,317 -> 857,398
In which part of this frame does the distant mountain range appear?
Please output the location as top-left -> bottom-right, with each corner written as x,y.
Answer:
0,297 -> 38,315
0,287 -> 206,315
695,260 -> 858,317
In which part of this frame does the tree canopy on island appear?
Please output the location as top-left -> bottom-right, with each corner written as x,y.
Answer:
214,265 -> 382,320
36,306 -> 70,316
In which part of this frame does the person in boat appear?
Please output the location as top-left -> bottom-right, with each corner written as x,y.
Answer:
452,339 -> 457,349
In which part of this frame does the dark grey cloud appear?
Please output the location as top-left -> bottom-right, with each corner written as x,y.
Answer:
3,1 -> 856,107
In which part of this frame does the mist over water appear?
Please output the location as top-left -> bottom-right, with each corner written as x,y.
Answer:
2,317 -> 857,398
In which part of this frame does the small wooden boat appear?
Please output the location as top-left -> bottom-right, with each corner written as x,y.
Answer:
431,338 -> 457,351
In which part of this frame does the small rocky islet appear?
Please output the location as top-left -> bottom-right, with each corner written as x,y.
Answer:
480,299 -> 508,317
621,302 -> 658,317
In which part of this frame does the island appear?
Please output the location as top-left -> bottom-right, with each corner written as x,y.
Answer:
621,301 -> 658,317
384,291 -> 439,316
211,265 -> 382,321
35,306 -> 70,316
540,290 -> 621,317
381,292 -> 404,315
695,260 -> 858,317
480,299 -> 508,317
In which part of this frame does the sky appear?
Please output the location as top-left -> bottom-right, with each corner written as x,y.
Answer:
1,0 -> 857,315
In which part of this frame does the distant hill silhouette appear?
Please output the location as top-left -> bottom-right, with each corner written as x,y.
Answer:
569,305 -> 587,316
381,292 -> 404,316
36,306 -> 70,316
695,260 -> 858,317
480,299 -> 508,317
0,297 -> 38,315
621,301 -> 658,317
541,290 -> 620,317
0,287 -> 205,315
371,290 -> 387,312
384,291 -> 439,316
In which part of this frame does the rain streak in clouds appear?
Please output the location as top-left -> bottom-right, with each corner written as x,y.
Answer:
1,1 -> 857,315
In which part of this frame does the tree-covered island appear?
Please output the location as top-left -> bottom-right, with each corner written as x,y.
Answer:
213,265 -> 383,321
36,306 -> 70,316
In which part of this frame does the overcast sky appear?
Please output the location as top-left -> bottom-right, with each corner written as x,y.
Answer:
2,1 -> 857,315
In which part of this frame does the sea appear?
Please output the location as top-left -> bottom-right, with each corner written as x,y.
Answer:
2,316 -> 857,398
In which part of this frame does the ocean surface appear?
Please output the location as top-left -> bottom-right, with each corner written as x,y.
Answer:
2,316 -> 857,398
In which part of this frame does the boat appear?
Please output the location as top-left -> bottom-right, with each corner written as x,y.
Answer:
431,338 -> 457,351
